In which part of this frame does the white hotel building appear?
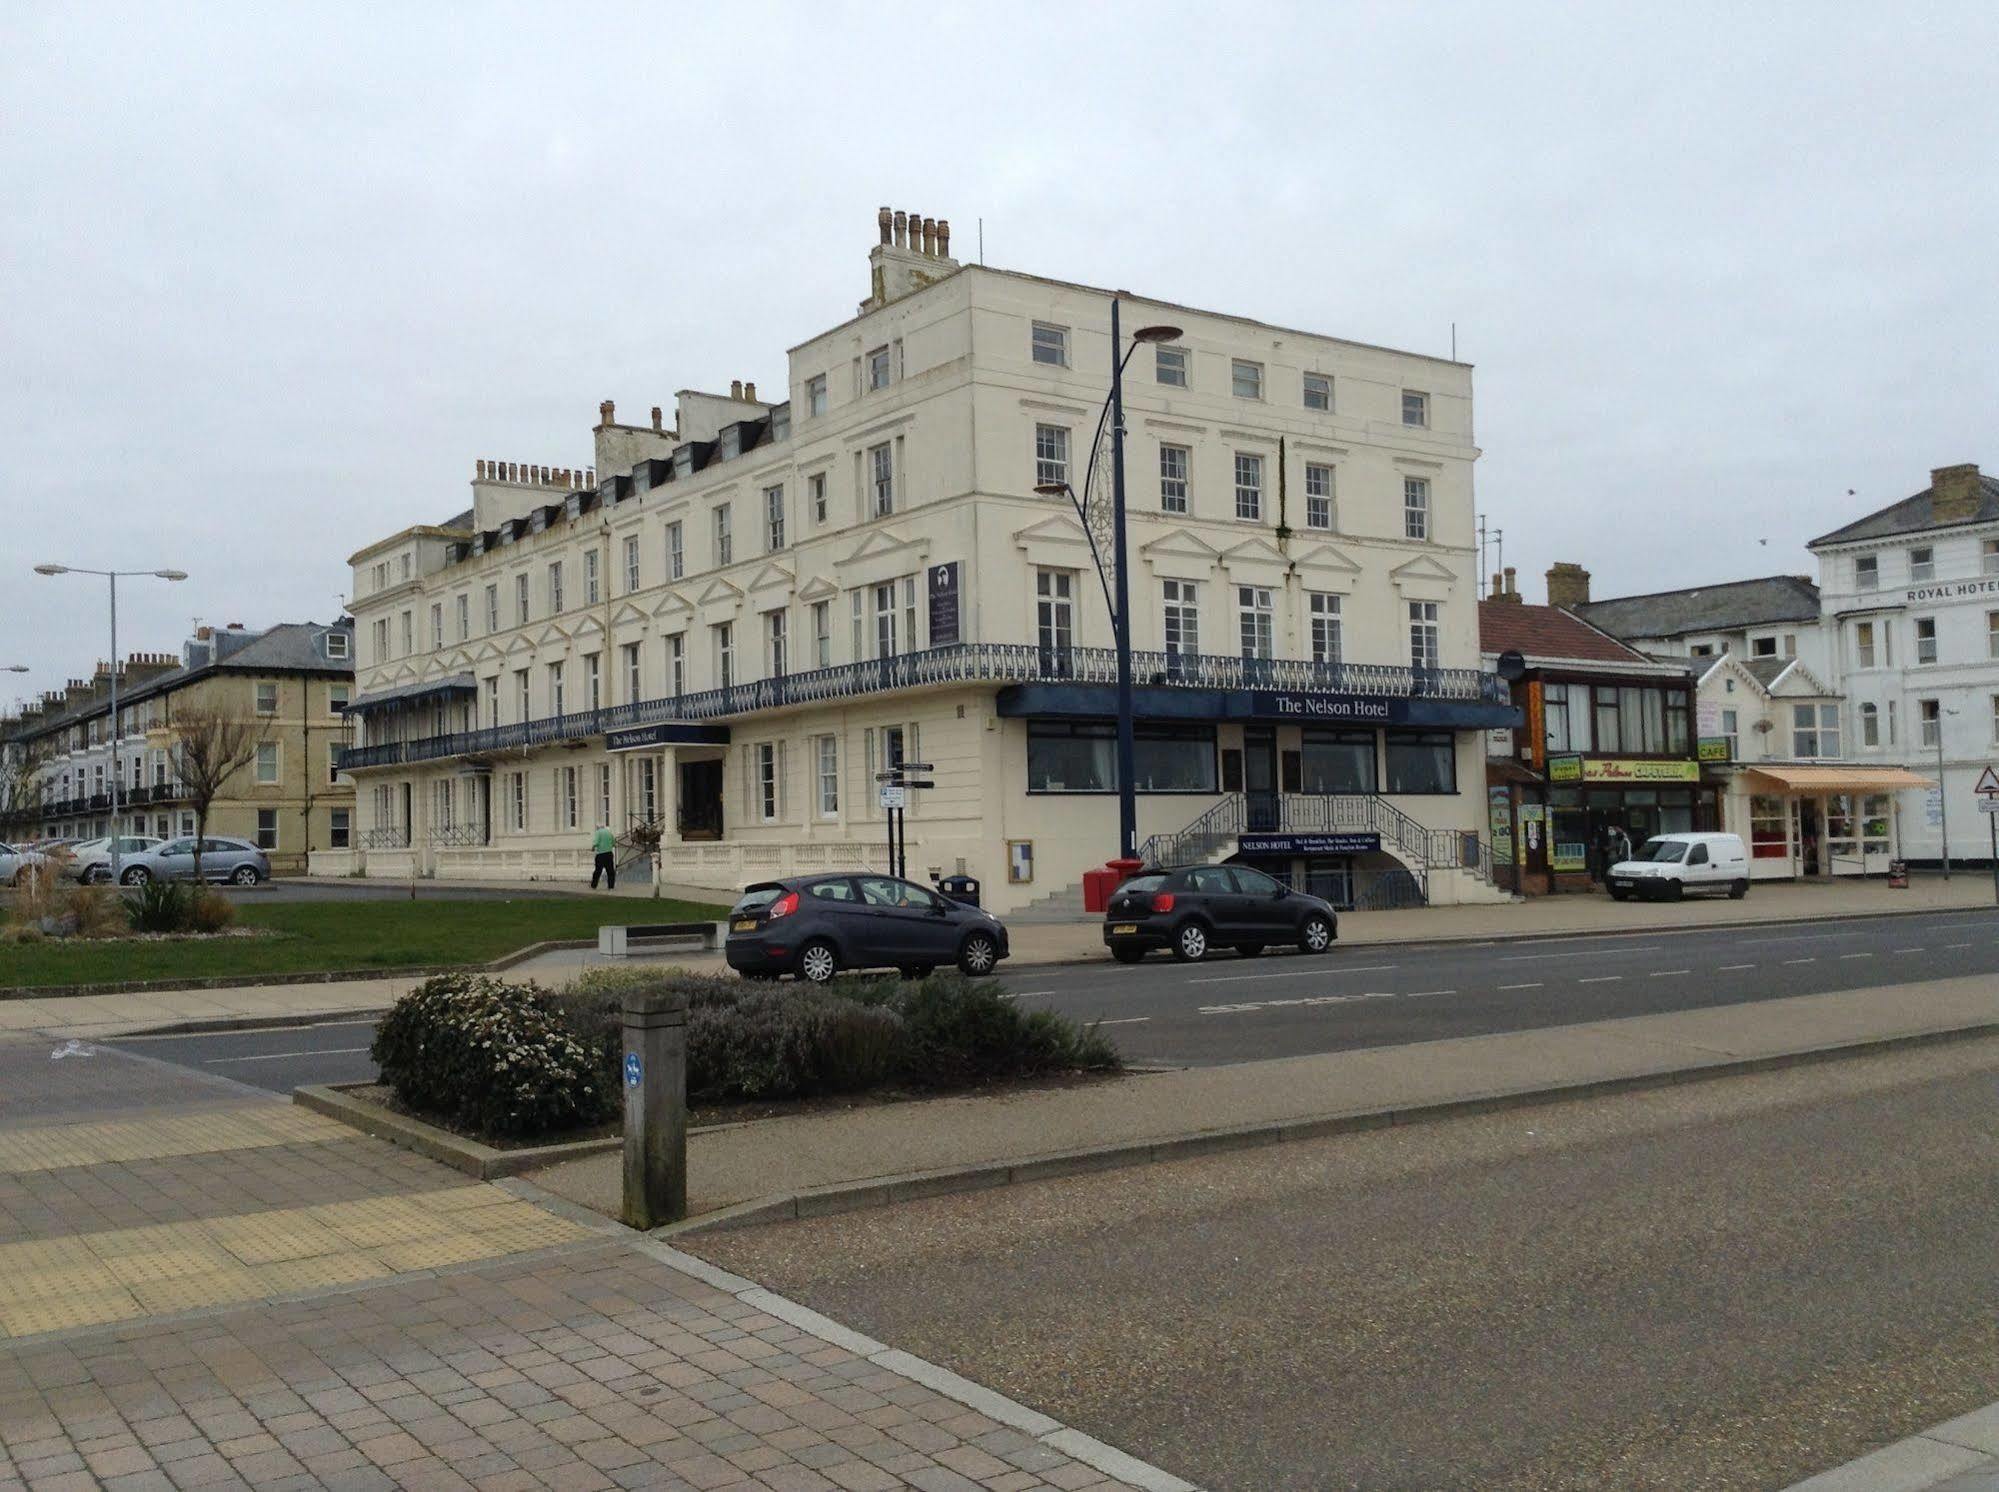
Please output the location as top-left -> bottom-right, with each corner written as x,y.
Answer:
330,209 -> 1517,913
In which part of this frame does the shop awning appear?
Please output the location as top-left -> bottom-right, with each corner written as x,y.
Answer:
1745,765 -> 1935,792
344,674 -> 477,713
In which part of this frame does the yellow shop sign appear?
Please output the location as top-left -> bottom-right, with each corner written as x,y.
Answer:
1580,758 -> 1701,783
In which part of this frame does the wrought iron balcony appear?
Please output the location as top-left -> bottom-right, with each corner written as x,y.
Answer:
338,642 -> 1510,772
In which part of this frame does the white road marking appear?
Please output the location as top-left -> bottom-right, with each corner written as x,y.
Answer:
1500,946 -> 1661,962
1577,976 -> 1622,984
1009,990 -> 1053,998
1782,958 -> 1816,965
1498,982 -> 1544,991
1403,989 -> 1456,998
1094,1017 -> 1150,1026
1649,969 -> 1691,978
1892,947 -> 1924,954
1189,965 -> 1394,984
1944,942 -> 1972,950
204,1046 -> 371,1066
1719,963 -> 1755,971
1839,952 -> 1874,960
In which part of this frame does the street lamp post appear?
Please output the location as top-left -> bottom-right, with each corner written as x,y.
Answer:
1034,300 -> 1181,866
1935,705 -> 1958,880
34,564 -> 188,885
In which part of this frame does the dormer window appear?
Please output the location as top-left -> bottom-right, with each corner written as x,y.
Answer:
325,632 -> 350,660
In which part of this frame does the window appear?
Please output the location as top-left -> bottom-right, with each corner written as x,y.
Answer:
1231,359 -> 1263,400
454,593 -> 469,640
561,765 -> 578,830
326,630 -> 350,659
1031,322 -> 1068,366
872,579 -> 916,658
329,808 -> 350,849
765,485 -> 785,551
255,809 -> 278,850
1305,463 -> 1334,530
1992,695 -> 1999,744
1920,698 -> 1941,748
1985,539 -> 1999,577
1793,702 -> 1840,758
621,643 -> 641,704
1303,373 -> 1332,411
1861,701 -> 1880,747
1910,546 -> 1935,582
1309,593 -> 1342,666
1238,586 -> 1274,659
1856,554 -> 1879,590
1542,683 -> 1575,754
623,536 -> 640,594
482,675 -> 497,727
509,772 -> 526,832
666,522 -> 684,580
666,634 -> 685,696
1988,611 -> 1999,661
1855,621 -> 1876,668
869,442 -> 894,516
1402,390 -> 1429,427
816,735 -> 839,816
1782,633 -> 1796,657
1162,579 -> 1199,660
812,600 -> 832,667
429,602 -> 443,650
1027,721 -> 1217,793
255,742 -> 278,784
584,550 -> 600,605
515,668 -> 530,722
547,561 -> 564,614
1036,569 -> 1074,660
809,471 -> 828,524
329,684 -> 349,714
807,374 -> 827,417
547,661 -> 565,715
1159,444 -> 1189,513
1234,452 -> 1263,521
1302,728 -> 1377,794
515,573 -> 529,625
399,610 -> 412,655
484,584 -> 499,634
1034,424 -> 1069,489
1384,730 -> 1454,793
756,742 -> 780,821
765,609 -> 788,677
714,623 -> 734,688
1751,635 -> 1778,659
1403,477 -> 1430,540
1155,344 -> 1187,387
255,682 -> 278,714
584,653 -> 601,711
1720,707 -> 1739,760
851,590 -> 864,658
1408,602 -> 1440,671
713,505 -> 732,567
371,618 -> 388,660
1916,616 -> 1938,664
866,345 -> 891,390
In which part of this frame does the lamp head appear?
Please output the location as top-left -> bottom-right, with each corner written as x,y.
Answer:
1032,482 -> 1071,498
1131,324 -> 1183,345
32,564 -> 67,576
154,569 -> 189,582
3,666 -> 26,674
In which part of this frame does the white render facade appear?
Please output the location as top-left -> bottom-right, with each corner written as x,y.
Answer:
329,212 -> 1517,912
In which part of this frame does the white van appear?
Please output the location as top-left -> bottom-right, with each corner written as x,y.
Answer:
1606,832 -> 1749,902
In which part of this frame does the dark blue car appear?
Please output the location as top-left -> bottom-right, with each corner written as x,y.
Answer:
726,872 -> 1009,982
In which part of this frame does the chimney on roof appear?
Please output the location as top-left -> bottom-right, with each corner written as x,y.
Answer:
1546,562 -> 1592,609
598,399 -> 615,428
893,209 -> 907,248
650,406 -> 663,431
937,218 -> 950,257
743,381 -> 757,403
878,206 -> 893,245
730,379 -> 743,400
1490,570 -> 1522,603
1932,463 -> 1983,524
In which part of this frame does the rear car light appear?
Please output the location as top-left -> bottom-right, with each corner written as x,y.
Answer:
767,891 -> 799,920
1152,893 -> 1175,912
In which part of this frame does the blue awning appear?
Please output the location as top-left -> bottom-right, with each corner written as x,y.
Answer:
996,681 -> 1521,731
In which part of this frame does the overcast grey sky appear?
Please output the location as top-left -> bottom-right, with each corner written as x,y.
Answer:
4,2 -> 1995,707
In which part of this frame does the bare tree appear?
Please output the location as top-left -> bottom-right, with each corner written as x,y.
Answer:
167,705 -> 262,883
0,728 -> 53,839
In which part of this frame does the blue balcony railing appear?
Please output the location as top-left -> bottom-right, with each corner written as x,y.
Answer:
338,641 -> 1510,772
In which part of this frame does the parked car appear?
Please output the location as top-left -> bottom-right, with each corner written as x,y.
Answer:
117,836 -> 271,886
725,872 -> 1010,982
65,836 -> 162,883
1607,832 -> 1749,902
0,843 -> 49,886
1104,863 -> 1339,964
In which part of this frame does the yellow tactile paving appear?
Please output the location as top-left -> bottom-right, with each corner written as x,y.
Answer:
0,1106 -> 346,1174
0,1184 -> 589,1339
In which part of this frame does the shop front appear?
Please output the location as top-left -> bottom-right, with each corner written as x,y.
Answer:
1495,756 -> 1720,894
1226,830 -> 1423,910
1721,764 -> 1932,878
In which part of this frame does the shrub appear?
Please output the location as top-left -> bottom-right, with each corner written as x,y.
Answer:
188,890 -> 236,933
124,879 -> 194,933
62,886 -> 128,939
372,973 -> 614,1140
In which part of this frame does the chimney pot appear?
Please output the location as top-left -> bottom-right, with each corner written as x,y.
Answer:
878,206 -> 893,245
744,381 -> 757,403
921,216 -> 936,255
1545,562 -> 1592,609
893,209 -> 907,248
599,399 -> 615,427
937,218 -> 950,257
730,378 -> 743,399
1930,463 -> 1984,523
651,405 -> 663,430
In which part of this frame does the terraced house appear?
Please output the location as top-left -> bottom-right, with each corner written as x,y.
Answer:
331,208 -> 1518,913
1,621 -> 356,872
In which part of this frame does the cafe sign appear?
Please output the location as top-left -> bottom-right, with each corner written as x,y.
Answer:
1548,753 -> 1699,783
1697,737 -> 1732,763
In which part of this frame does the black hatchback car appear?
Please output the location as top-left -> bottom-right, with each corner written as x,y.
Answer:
726,872 -> 1010,982
1103,863 -> 1338,963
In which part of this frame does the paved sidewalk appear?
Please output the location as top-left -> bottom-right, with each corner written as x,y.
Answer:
525,972 -> 1999,1222
1787,1402 -> 1999,1490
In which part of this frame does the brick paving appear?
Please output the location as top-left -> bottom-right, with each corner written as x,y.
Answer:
0,1239 -> 1149,1491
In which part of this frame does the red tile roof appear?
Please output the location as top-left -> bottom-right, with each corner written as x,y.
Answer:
1478,601 -> 1652,665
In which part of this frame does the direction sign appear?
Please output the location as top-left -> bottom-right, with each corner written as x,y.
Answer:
1977,766 -> 1999,797
878,783 -> 907,810
1980,798 -> 1999,814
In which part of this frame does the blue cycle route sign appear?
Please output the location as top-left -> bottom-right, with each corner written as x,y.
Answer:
624,1052 -> 643,1088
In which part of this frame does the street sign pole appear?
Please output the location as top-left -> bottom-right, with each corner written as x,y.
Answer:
1977,767 -> 1999,904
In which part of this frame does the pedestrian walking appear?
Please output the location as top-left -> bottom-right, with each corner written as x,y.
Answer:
590,823 -> 618,890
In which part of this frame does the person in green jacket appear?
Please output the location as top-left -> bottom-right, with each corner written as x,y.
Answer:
590,824 -> 618,890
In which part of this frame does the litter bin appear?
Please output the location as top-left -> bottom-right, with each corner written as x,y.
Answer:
937,874 -> 981,908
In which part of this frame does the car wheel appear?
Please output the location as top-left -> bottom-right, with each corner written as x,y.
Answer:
1171,921 -> 1210,963
121,866 -> 150,885
1729,879 -> 1749,900
1235,944 -> 1264,959
1666,881 -> 1685,902
230,865 -> 262,886
1299,914 -> 1334,954
797,939 -> 838,984
957,932 -> 999,977
1110,945 -> 1146,965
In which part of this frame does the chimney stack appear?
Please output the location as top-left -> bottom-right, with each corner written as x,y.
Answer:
878,206 -> 893,245
743,381 -> 757,403
937,218 -> 950,257
650,405 -> 663,430
921,216 -> 936,254
1546,562 -> 1592,609
598,399 -> 615,427
893,209 -> 907,248
1931,463 -> 1984,524
730,378 -> 743,400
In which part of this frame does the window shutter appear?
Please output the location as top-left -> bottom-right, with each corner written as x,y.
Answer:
778,740 -> 788,821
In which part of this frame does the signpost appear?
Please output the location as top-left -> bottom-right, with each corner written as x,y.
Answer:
876,763 -> 934,879
1977,766 -> 1999,904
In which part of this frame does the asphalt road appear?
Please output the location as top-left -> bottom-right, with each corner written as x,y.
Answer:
693,1033 -> 1999,1492
109,906 -> 1999,1090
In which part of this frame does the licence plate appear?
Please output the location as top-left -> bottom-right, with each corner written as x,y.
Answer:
1611,881 -> 1632,891
732,918 -> 758,932
1111,923 -> 1138,935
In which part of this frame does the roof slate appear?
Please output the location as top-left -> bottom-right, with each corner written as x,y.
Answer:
1573,575 -> 1821,640
1808,474 -> 1999,546
1477,601 -> 1653,665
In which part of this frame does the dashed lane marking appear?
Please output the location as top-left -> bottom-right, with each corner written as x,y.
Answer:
1578,976 -> 1622,984
1944,942 -> 1972,950
1719,963 -> 1755,971
1500,946 -> 1662,962
1649,969 -> 1691,978
1839,952 -> 1874,960
1094,1017 -> 1150,1026
1892,948 -> 1925,954
1497,982 -> 1544,991
1189,965 -> 1394,984
1782,958 -> 1817,965
204,1047 -> 371,1066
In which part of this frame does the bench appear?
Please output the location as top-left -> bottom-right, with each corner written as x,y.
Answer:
598,921 -> 728,957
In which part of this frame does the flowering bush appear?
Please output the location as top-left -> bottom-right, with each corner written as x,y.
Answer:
372,973 -> 614,1140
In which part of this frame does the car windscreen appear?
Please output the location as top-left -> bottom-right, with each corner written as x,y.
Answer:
1119,874 -> 1167,894
733,884 -> 783,914
1635,839 -> 1688,862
